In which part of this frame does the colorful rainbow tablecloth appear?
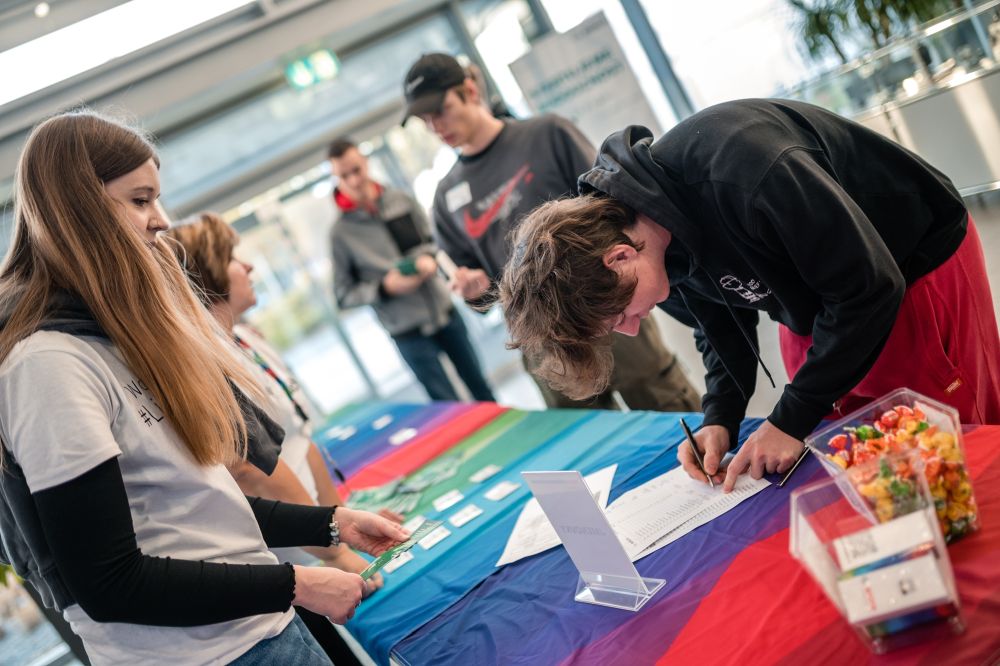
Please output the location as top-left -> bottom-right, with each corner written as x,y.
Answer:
314,405 -> 1000,666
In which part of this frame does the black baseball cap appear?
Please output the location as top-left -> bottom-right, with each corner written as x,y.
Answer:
402,53 -> 467,124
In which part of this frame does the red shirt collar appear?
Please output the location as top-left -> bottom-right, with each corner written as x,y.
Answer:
334,182 -> 384,213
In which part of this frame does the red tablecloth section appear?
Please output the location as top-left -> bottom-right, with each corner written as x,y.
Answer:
654,424 -> 1000,666
344,402 -> 506,490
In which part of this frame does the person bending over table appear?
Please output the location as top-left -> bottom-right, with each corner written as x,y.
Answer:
496,98 -> 1000,492
0,110 -> 408,665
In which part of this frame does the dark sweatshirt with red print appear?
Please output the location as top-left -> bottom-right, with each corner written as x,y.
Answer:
431,115 -> 596,279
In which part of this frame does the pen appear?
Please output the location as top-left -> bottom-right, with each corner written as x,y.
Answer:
778,447 -> 810,488
679,417 -> 714,488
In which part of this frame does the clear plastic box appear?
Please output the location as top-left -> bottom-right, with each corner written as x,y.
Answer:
790,468 -> 964,653
804,388 -> 979,542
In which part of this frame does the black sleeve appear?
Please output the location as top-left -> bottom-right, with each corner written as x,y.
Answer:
659,288 -> 759,448
246,496 -> 334,549
33,458 -> 295,626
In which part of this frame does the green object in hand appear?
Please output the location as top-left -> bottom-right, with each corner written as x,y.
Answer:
397,257 -> 418,276
359,519 -> 442,580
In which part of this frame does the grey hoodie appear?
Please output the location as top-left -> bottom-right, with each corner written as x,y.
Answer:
331,185 -> 453,336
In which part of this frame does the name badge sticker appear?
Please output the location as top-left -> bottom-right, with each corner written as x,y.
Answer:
446,182 -> 472,212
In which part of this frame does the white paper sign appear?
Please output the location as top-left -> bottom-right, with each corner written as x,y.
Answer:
521,471 -> 640,583
509,12 -> 662,148
497,465 -> 617,566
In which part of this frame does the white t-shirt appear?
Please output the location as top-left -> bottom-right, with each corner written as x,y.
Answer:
0,331 -> 294,665
231,324 -> 320,502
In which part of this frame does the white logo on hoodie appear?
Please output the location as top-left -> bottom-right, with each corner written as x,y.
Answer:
720,275 -> 771,303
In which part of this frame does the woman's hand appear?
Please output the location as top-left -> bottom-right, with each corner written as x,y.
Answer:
324,546 -> 383,598
377,507 -> 405,524
336,507 -> 409,556
292,566 -> 366,624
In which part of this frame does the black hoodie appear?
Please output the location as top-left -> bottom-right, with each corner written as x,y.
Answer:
580,99 -> 967,442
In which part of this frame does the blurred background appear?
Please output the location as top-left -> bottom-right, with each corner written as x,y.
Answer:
3,1 -> 1000,662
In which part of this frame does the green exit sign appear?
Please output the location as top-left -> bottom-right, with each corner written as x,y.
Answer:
285,49 -> 340,89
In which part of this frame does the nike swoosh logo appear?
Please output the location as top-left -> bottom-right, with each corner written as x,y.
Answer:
463,165 -> 530,239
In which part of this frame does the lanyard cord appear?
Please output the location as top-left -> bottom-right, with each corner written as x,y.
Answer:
233,334 -> 310,423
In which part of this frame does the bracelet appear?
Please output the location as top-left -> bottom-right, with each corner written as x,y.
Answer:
329,507 -> 341,548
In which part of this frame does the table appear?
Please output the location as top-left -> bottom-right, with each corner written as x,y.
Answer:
315,405 -> 1000,665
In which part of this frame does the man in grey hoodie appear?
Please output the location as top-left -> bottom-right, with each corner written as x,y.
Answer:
328,138 -> 494,402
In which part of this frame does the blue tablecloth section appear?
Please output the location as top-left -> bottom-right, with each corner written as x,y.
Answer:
391,419 -> 788,666
313,402 -> 431,477
346,410 -> 705,664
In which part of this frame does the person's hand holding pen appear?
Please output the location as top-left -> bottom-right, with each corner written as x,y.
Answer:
722,420 -> 804,492
678,423 -> 730,487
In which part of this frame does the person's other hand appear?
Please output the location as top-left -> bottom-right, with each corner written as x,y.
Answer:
323,546 -> 383,598
723,420 -> 803,492
382,268 -> 423,296
415,254 -> 438,279
677,424 -> 729,485
450,267 -> 490,300
292,566 -> 366,624
377,507 -> 405,524
336,507 -> 410,556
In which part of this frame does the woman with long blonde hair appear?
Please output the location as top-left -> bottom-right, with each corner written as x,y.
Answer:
0,110 -> 408,665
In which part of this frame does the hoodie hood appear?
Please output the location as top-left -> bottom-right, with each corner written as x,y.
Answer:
578,124 -> 775,404
578,125 -> 703,279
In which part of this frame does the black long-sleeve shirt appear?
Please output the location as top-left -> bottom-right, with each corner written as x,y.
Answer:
33,457 -> 334,626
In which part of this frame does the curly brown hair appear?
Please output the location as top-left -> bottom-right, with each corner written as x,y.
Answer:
165,212 -> 238,306
497,195 -> 642,400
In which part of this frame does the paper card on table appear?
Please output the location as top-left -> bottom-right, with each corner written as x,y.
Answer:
389,427 -> 418,446
432,489 -> 464,512
448,504 -> 483,527
485,480 -> 521,501
402,515 -> 427,533
470,464 -> 502,483
496,465 -> 617,567
418,525 -> 451,550
359,519 -> 442,580
614,468 -> 770,561
382,550 -> 413,574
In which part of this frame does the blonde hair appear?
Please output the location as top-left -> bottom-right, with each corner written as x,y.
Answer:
165,212 -> 238,306
0,110 -> 260,466
497,195 -> 641,400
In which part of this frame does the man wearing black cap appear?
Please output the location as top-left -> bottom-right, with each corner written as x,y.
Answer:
402,52 -> 700,411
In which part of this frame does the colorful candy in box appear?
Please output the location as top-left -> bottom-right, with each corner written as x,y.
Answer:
804,388 -> 979,543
